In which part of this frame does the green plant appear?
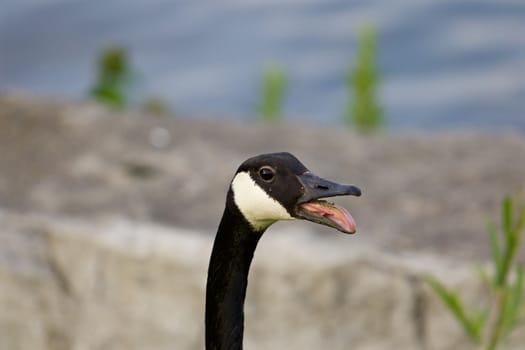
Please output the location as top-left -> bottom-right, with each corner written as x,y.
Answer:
89,45 -> 132,108
427,195 -> 525,350
345,24 -> 383,132
258,64 -> 287,122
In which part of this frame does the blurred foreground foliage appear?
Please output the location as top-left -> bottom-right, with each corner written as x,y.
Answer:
345,24 -> 383,132
427,195 -> 525,350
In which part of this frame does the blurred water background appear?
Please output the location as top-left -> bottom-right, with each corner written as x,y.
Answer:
1,0 -> 525,130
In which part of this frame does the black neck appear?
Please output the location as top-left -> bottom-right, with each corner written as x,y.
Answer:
205,195 -> 264,350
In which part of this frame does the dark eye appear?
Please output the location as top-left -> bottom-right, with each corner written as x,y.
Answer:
259,166 -> 275,182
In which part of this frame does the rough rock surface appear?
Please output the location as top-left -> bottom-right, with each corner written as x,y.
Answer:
2,211 -> 523,350
2,93 -> 525,261
1,93 -> 525,349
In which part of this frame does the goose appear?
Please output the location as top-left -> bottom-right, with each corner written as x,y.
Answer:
205,152 -> 361,350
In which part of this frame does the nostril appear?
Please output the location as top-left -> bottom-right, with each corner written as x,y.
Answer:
316,184 -> 329,190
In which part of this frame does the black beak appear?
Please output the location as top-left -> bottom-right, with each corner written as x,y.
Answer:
297,172 -> 362,203
294,172 -> 361,234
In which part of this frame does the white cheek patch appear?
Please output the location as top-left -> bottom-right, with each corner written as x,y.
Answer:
231,171 -> 294,231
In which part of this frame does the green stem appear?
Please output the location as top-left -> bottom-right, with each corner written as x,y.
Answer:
485,200 -> 523,350
497,237 -> 518,287
485,289 -> 507,350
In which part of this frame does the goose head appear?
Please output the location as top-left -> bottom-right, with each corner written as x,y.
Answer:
229,152 -> 361,233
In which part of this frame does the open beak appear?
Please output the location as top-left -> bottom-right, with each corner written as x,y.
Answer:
295,172 -> 361,234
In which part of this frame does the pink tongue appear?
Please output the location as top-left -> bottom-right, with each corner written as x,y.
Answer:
301,202 -> 357,234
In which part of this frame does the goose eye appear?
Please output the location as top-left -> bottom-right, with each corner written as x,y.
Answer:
259,166 -> 275,182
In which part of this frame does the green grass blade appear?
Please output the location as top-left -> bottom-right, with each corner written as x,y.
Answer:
426,276 -> 481,344
500,285 -> 522,341
345,24 -> 384,131
472,308 -> 489,335
487,219 -> 503,284
506,265 -> 524,330
502,196 -> 513,240
497,196 -> 520,287
516,202 -> 525,239
258,64 -> 287,121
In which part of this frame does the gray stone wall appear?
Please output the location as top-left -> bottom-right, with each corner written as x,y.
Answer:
1,211 -> 522,350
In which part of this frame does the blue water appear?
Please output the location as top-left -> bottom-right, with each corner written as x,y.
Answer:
1,0 -> 525,129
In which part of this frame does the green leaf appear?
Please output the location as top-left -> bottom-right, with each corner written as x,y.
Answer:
502,196 -> 513,241
426,276 -> 482,344
496,196 -> 521,287
500,278 -> 524,341
258,64 -> 287,121
501,288 -> 513,332
345,23 -> 384,132
505,265 -> 525,331
472,308 -> 489,335
90,84 -> 126,108
487,219 -> 502,284
516,202 -> 525,239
